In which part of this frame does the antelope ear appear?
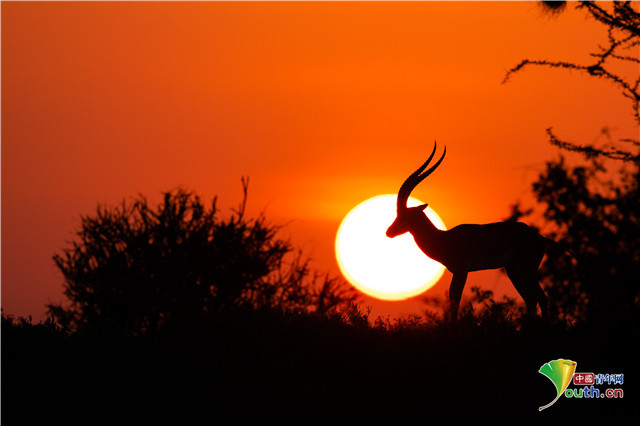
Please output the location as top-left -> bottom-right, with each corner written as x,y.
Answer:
418,203 -> 429,211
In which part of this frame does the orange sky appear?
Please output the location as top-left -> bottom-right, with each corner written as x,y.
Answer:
2,1 -> 636,320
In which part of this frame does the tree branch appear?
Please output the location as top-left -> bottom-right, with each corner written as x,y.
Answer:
546,128 -> 639,162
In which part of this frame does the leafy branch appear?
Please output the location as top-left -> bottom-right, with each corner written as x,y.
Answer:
503,1 -> 640,162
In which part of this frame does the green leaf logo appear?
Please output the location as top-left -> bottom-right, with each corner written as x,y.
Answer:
538,359 -> 577,411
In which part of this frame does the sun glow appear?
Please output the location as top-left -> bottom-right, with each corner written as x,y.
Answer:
335,195 -> 447,301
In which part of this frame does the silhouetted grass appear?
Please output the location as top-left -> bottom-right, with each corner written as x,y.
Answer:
3,304 -> 638,425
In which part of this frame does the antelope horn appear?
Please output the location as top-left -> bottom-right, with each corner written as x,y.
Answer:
396,141 -> 446,211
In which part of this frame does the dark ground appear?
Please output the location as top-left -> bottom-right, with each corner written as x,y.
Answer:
3,308 -> 638,425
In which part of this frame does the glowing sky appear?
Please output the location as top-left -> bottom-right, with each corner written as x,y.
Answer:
2,2 -> 635,319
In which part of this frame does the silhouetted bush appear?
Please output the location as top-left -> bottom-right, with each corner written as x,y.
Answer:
520,158 -> 640,324
504,1 -> 640,324
48,180 -> 357,334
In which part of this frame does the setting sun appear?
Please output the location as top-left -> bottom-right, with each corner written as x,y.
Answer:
335,195 -> 446,300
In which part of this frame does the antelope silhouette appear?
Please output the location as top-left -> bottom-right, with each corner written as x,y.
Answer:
387,142 -> 562,320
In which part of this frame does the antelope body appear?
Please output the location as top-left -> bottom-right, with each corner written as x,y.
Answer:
387,142 -> 554,320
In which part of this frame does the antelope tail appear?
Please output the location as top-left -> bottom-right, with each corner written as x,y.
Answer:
544,238 -> 575,260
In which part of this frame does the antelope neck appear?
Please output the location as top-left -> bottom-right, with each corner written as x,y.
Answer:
413,213 -> 441,235
408,214 -> 445,258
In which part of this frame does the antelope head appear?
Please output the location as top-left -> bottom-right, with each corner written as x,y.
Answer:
386,142 -> 446,238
